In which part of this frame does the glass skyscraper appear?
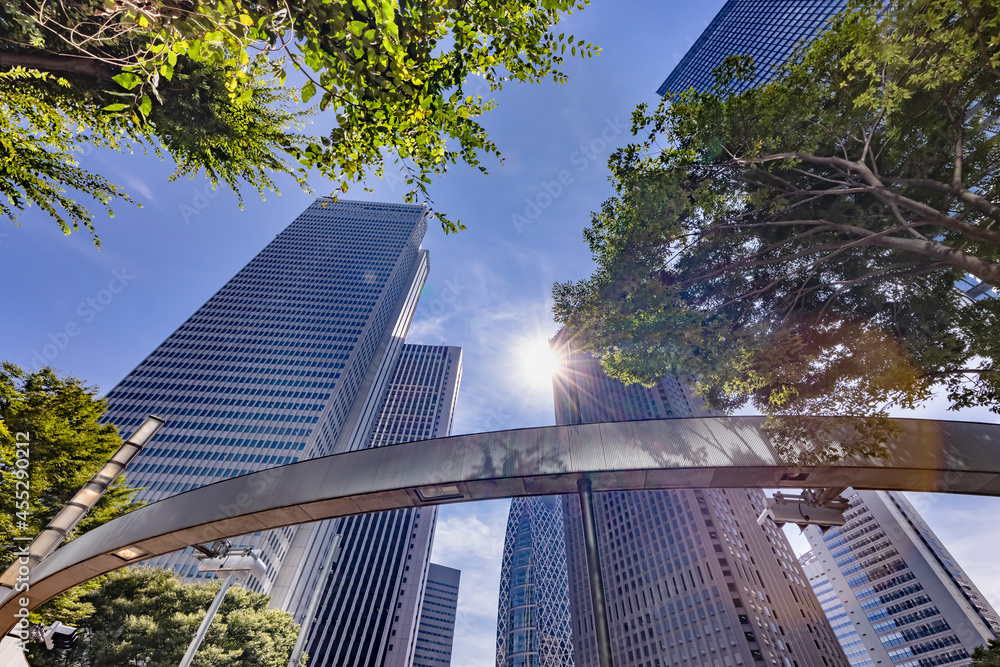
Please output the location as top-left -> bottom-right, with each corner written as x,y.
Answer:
799,551 -> 873,667
657,0 -> 847,96
551,329 -> 849,667
804,490 -> 1000,667
496,496 -> 576,667
414,563 -> 462,667
303,344 -> 463,667
99,198 -> 429,597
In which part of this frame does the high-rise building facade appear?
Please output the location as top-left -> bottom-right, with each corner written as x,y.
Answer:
99,198 -> 429,596
552,330 -> 849,667
799,551 -> 873,667
303,344 -> 463,667
414,563 -> 462,667
804,490 -> 1000,667
496,496 -> 576,667
657,0 -> 847,96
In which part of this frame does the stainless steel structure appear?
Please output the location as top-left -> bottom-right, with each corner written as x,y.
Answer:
3,415 -> 1000,632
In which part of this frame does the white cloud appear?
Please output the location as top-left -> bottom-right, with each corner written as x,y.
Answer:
431,500 -> 511,667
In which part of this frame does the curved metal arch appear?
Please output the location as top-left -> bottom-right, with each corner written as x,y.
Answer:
4,415 -> 1000,629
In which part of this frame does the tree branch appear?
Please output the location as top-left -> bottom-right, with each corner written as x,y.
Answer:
739,151 -> 1000,248
0,51 -> 114,79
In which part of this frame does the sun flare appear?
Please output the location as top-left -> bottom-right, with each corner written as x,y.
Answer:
517,336 -> 561,388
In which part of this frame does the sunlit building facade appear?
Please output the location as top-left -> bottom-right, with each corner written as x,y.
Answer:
100,198 -> 430,597
804,490 -> 1000,667
496,496 -> 576,667
657,0 -> 847,96
303,344 -> 463,667
415,563 -> 462,667
799,551 -> 873,667
551,330 -> 849,667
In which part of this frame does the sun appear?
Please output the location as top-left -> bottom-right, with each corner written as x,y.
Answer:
517,336 -> 561,388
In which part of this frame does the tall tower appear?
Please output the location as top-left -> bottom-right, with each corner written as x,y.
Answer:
804,490 -> 1000,667
303,344 -> 463,667
414,563 -> 461,667
496,496 -> 575,667
551,329 -> 849,667
99,198 -> 429,595
799,551 -> 873,667
657,0 -> 847,96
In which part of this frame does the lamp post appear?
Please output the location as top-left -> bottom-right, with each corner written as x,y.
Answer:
0,415 -> 165,603
178,541 -> 267,667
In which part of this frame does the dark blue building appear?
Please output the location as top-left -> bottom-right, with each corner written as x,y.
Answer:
657,0 -> 847,96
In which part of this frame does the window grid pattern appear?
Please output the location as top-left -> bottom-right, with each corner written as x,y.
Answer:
800,552 -> 874,667
657,0 -> 847,97
414,563 -> 461,667
551,329 -> 848,667
806,491 -> 1000,667
496,496 -> 576,667
100,199 -> 428,593
304,344 -> 462,667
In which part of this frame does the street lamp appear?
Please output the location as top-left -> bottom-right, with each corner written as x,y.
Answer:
178,541 -> 266,667
0,415 -> 165,601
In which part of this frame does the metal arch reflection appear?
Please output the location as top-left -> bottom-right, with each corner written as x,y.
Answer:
3,415 -> 1000,630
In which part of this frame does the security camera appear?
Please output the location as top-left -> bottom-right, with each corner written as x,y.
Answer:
757,494 -> 847,532
42,621 -> 77,651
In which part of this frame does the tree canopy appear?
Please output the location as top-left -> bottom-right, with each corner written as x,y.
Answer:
1,0 -> 598,245
553,0 -> 1000,463
0,363 -> 141,569
25,567 -> 304,667
0,363 -> 143,624
973,638 -> 1000,667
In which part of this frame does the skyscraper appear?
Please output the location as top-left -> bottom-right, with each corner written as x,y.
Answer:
804,490 -> 1000,667
414,563 -> 462,667
100,198 -> 429,595
552,330 -> 849,667
303,344 -> 463,667
496,496 -> 575,667
799,551 -> 873,667
657,0 -> 847,96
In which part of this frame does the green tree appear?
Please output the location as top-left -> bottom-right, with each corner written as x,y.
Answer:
1,0 -> 598,245
0,363 -> 143,623
25,568 -> 305,667
973,638 -> 1000,666
553,0 -> 1000,463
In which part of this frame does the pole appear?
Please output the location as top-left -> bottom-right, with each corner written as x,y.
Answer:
178,572 -> 236,667
286,534 -> 342,667
578,478 -> 614,667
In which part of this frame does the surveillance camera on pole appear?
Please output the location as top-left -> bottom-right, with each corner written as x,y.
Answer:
178,543 -> 265,667
757,488 -> 850,532
40,622 -> 77,651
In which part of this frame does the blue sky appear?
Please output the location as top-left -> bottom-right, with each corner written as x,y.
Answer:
4,2 -> 1000,665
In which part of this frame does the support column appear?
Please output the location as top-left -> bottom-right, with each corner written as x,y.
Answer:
577,478 -> 614,667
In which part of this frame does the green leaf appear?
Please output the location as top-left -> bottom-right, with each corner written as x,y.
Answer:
112,73 -> 140,90
302,81 -> 317,103
139,94 -> 152,117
